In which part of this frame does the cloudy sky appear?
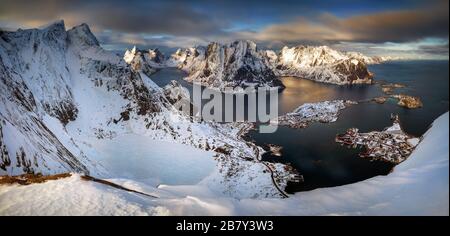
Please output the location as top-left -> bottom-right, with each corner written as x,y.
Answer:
0,0 -> 448,59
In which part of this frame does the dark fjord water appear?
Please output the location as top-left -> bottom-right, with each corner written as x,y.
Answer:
151,60 -> 449,192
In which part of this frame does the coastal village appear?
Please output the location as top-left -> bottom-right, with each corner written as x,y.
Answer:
335,115 -> 420,164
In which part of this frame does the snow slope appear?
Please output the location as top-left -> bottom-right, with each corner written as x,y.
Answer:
90,134 -> 216,186
0,112 -> 447,215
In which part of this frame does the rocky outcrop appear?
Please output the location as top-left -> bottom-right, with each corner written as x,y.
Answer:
392,94 -> 423,109
377,82 -> 423,109
380,83 -> 406,95
163,80 -> 195,116
147,48 -> 165,64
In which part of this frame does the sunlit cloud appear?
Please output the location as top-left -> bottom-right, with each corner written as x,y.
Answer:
243,0 -> 448,44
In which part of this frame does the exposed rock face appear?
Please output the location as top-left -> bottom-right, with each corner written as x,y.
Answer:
67,23 -> 99,47
336,115 -> 420,164
274,46 -> 374,85
266,144 -> 283,157
80,57 -> 162,118
147,48 -> 165,64
163,80 -> 196,116
274,100 -> 357,129
0,21 -> 91,174
372,97 -> 387,104
0,20 -> 78,125
0,173 -> 72,185
173,40 -> 284,91
0,123 -> 11,171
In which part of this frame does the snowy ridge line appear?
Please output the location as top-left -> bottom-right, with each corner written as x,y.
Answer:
80,175 -> 158,198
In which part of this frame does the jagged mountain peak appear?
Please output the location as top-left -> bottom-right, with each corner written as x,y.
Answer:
276,45 -> 373,84
123,46 -> 140,64
229,39 -> 257,48
280,45 -> 347,64
38,19 -> 66,31
0,21 -> 168,176
123,45 -> 166,75
124,46 -> 164,59
67,23 -> 99,47
2,21 -> 100,53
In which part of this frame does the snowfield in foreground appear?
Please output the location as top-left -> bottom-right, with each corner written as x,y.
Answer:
0,112 -> 447,216
90,134 -> 216,186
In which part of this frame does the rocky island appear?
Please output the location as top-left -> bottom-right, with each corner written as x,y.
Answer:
373,82 -> 423,109
392,94 -> 423,109
274,100 -> 357,129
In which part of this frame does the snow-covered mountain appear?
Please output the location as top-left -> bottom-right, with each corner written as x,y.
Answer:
345,51 -> 391,65
168,42 -> 381,89
171,40 -> 285,91
273,46 -> 374,85
0,21 -> 293,198
0,21 -> 97,174
123,46 -> 166,76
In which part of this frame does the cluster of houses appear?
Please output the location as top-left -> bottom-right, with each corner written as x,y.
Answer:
335,115 -> 420,164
